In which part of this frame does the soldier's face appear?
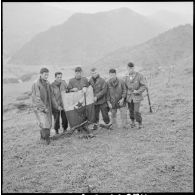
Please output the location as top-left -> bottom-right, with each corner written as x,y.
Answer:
55,74 -> 62,83
109,73 -> 116,80
75,71 -> 82,79
41,72 -> 49,81
128,67 -> 135,74
91,71 -> 98,78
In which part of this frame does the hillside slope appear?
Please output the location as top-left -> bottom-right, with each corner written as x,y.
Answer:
93,24 -> 193,72
8,7 -> 167,66
3,48 -> 193,192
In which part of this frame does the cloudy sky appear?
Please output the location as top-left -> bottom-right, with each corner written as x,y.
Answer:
44,2 -> 193,16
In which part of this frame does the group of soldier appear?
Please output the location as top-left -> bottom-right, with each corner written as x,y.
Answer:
32,62 -> 147,145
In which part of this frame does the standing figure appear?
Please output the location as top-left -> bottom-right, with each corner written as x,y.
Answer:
51,72 -> 68,134
89,68 -> 112,130
68,66 -> 94,138
124,62 -> 147,129
32,68 -> 61,144
107,68 -> 128,129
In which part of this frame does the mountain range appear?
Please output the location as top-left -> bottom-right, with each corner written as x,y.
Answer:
8,7 -> 168,66
3,2 -> 73,57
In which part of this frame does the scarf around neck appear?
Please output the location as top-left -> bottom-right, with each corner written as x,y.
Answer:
110,77 -> 119,88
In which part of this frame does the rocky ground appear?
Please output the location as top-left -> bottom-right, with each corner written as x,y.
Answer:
3,59 -> 193,192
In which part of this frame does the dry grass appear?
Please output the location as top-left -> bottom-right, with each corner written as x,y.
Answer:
3,61 -> 193,192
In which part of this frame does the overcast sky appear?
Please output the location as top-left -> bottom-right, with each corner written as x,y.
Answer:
44,2 -> 193,16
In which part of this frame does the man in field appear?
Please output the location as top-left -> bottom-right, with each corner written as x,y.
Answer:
67,66 -> 94,138
31,68 -> 61,145
124,62 -> 147,129
50,72 -> 68,134
89,68 -> 112,130
107,68 -> 128,129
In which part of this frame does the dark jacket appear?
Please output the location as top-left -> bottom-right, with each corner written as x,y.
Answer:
50,80 -> 68,110
124,72 -> 147,103
67,77 -> 89,91
89,75 -> 108,105
107,77 -> 127,109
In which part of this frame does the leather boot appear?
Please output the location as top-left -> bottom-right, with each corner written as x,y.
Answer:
130,120 -> 136,128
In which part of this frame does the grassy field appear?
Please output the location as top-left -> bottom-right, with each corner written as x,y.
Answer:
3,59 -> 193,192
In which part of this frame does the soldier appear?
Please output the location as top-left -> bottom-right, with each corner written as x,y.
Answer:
124,62 -> 147,129
107,68 -> 128,129
68,66 -> 94,138
68,66 -> 89,93
50,72 -> 68,134
89,68 -> 112,130
31,67 -> 61,145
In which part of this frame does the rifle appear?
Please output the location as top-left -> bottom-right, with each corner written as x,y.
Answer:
146,87 -> 152,113
84,92 -> 87,121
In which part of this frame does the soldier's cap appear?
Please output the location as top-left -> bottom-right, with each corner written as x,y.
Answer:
90,67 -> 97,72
75,66 -> 82,72
127,62 -> 134,67
40,67 -> 49,74
109,68 -> 116,73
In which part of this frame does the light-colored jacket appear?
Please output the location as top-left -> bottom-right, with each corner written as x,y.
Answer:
124,72 -> 147,103
31,77 -> 58,129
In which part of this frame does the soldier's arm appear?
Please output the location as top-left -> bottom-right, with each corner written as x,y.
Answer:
31,83 -> 46,111
60,80 -> 68,92
67,79 -> 77,92
121,80 -> 127,99
95,80 -> 108,100
137,74 -> 147,94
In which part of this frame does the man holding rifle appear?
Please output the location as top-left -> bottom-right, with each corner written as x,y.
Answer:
124,62 -> 147,129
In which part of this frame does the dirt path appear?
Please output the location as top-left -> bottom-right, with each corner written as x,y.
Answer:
3,62 -> 193,193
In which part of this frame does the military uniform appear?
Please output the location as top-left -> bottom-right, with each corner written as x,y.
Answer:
124,72 -> 147,125
68,77 -> 89,91
89,75 -> 110,125
107,77 -> 127,128
32,77 -> 58,143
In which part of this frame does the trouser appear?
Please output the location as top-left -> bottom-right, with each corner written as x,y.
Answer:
40,128 -> 50,140
111,106 -> 127,127
94,102 -> 110,124
128,100 -> 142,123
53,110 -> 68,131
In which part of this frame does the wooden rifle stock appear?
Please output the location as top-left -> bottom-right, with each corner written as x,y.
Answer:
146,87 -> 152,113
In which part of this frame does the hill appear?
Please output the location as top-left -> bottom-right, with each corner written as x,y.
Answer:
3,2 -> 73,57
3,36 -> 193,192
92,24 -> 193,72
8,7 -> 167,66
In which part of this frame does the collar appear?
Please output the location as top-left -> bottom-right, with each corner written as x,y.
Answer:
53,80 -> 61,87
109,77 -> 119,87
39,77 -> 48,85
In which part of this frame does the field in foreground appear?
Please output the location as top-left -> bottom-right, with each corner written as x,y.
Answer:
3,60 -> 193,192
